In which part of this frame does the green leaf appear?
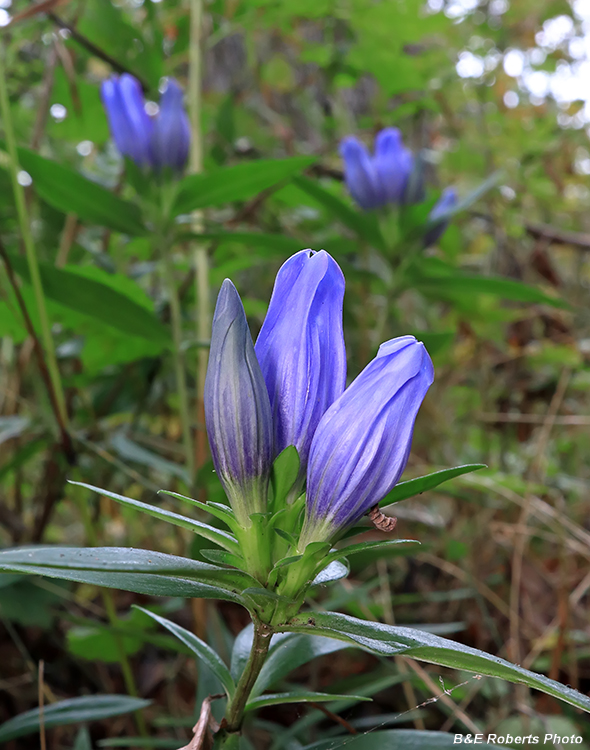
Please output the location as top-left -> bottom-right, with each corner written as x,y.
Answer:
15,149 -> 146,235
245,690 -> 371,712
323,539 -> 420,567
412,272 -> 567,309
379,464 -> 486,509
174,157 -> 316,215
292,176 -> 386,250
303,730 -> 500,750
133,606 -> 235,698
0,546 -> 251,605
7,254 -> 169,344
199,549 -> 245,569
0,695 -> 151,743
159,490 -> 240,533
282,611 -> 590,713
311,559 -> 349,586
185,232 -> 305,257
70,481 -> 240,555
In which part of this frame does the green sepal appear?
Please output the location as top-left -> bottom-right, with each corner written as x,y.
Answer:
71,481 -> 240,555
157,490 -> 240,533
270,445 -> 300,510
273,527 -> 297,545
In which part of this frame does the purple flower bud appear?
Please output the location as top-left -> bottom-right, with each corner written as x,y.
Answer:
255,250 -> 346,474
300,336 -> 434,546
204,280 -> 273,526
339,128 -> 413,210
424,187 -> 457,247
373,128 -> 414,205
101,74 -> 190,174
150,79 -> 191,173
101,74 -> 153,167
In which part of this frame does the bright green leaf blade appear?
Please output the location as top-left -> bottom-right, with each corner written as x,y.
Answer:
0,695 -> 151,743
379,464 -> 486,509
282,611 -> 590,713
324,540 -> 420,566
0,547 -> 250,605
7,254 -> 169,344
70,481 -> 240,554
174,157 -> 316,214
303,730 -> 500,750
15,149 -> 146,235
292,175 -> 386,250
245,690 -> 371,712
133,606 -> 235,698
252,633 -> 353,698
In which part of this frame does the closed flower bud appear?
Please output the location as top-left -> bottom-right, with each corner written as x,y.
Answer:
339,128 -> 413,210
150,79 -> 191,173
204,280 -> 273,526
255,250 -> 346,475
423,187 -> 457,247
101,74 -> 190,174
101,74 -> 153,168
300,336 -> 434,546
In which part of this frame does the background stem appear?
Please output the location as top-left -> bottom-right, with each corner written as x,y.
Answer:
0,42 -> 68,429
188,0 -> 211,475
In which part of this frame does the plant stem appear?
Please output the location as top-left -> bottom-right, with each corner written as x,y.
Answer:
76,494 -> 148,742
0,43 -> 68,429
222,620 -> 273,734
163,254 -> 195,485
188,0 -> 211,474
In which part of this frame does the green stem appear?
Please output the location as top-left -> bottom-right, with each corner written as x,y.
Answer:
222,620 -> 273,735
76,495 -> 148,742
188,0 -> 211,473
162,254 -> 195,484
0,43 -> 68,428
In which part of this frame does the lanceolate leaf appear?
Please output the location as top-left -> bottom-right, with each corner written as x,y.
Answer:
133,606 -> 235,698
0,547 -> 253,605
281,611 -> 590,713
303,730 -> 500,750
379,464 -> 486,509
70,482 -> 240,555
159,490 -> 240,533
245,690 -> 370,713
174,157 -> 316,215
8,254 -> 169,344
16,148 -> 147,236
292,175 -> 386,250
323,539 -> 420,566
0,695 -> 151,743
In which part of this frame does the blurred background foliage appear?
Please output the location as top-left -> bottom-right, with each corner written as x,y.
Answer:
0,0 -> 589,747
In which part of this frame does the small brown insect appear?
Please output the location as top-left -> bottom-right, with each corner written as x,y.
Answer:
367,505 -> 397,532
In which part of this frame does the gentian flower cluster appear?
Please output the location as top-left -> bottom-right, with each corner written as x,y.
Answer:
101,74 -> 190,174
340,127 -> 456,246
204,249 -> 434,554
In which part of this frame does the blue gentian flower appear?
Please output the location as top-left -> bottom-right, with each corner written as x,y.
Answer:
299,336 -> 434,546
339,127 -> 413,210
424,187 -> 457,247
204,280 -> 273,527
100,74 -> 153,168
101,74 -> 190,173
255,250 -> 346,475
